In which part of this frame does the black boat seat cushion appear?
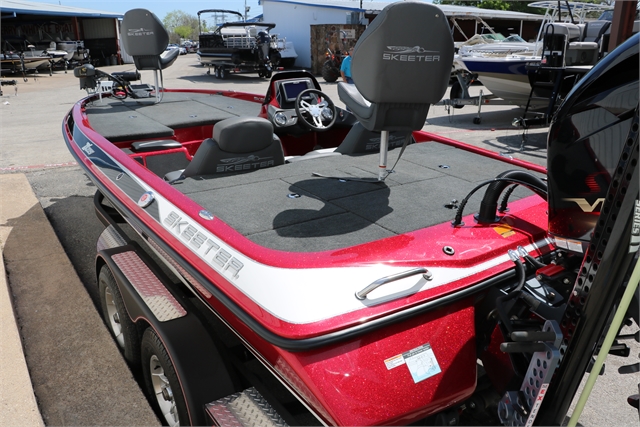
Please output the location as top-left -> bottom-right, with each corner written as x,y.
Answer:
337,1 -> 453,132
171,116 -> 284,179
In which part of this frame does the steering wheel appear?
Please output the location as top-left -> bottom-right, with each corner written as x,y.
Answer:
294,89 -> 337,131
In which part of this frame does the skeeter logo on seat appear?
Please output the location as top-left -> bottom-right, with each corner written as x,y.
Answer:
163,211 -> 244,279
383,46 -> 440,62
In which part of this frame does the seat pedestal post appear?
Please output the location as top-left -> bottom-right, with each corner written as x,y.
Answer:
153,70 -> 161,103
379,130 -> 389,181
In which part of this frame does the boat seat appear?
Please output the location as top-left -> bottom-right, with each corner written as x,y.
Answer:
543,23 -> 599,66
121,9 -> 178,72
581,20 -> 611,44
131,139 -> 182,152
286,123 -> 412,163
165,116 -> 284,181
337,1 -> 453,134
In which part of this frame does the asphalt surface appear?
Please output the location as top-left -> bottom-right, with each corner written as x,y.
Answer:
0,54 -> 638,426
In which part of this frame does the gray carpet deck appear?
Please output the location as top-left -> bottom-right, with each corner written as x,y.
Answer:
85,92 -> 262,142
85,93 -> 543,253
174,143 -> 543,253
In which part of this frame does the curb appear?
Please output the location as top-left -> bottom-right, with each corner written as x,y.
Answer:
0,250 -> 44,427
0,173 -> 159,426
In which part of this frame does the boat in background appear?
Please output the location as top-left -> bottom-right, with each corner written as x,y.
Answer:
457,33 -> 540,57
454,1 -> 614,109
197,9 -> 285,78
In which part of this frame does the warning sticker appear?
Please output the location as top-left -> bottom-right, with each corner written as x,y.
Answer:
384,354 -> 405,370
403,343 -> 441,383
493,224 -> 516,238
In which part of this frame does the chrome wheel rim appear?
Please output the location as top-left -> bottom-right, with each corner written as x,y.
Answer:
149,355 -> 179,427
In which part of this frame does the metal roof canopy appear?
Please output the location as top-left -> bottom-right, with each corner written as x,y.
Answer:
0,0 -> 123,19
261,0 -> 546,21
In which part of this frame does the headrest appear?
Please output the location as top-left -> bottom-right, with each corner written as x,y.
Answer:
121,9 -> 169,57
351,1 -> 453,104
213,117 -> 275,153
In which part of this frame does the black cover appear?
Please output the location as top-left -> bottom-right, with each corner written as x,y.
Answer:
546,33 -> 639,248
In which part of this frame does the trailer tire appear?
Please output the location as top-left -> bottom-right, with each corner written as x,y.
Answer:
99,265 -> 140,366
219,67 -> 227,79
142,328 -> 189,427
449,81 -> 465,109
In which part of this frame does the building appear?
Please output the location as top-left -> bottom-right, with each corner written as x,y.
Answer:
261,0 -> 545,69
1,0 -> 124,65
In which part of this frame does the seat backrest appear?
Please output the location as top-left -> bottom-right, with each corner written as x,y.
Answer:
121,9 -> 177,70
351,2 -> 453,105
182,117 -> 284,177
582,20 -> 611,44
337,2 -> 453,132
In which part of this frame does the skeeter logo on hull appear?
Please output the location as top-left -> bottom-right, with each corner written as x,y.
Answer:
383,46 -> 440,62
163,211 -> 244,279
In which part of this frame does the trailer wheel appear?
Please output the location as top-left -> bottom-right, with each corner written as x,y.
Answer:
99,265 -> 140,365
449,81 -> 465,109
219,67 -> 227,79
142,328 -> 189,427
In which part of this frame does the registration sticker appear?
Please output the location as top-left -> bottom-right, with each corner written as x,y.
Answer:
402,343 -> 441,383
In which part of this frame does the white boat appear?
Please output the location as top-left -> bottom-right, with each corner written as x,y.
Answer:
455,54 -> 542,108
454,1 -> 614,108
458,34 -> 540,57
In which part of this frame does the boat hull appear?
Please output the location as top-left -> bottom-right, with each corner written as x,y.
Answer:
460,55 -> 546,108
197,48 -> 259,66
62,85 -> 552,425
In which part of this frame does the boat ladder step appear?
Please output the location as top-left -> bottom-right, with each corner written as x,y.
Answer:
205,387 -> 289,427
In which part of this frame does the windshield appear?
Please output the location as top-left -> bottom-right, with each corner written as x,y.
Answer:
481,34 -> 506,41
503,35 -> 526,43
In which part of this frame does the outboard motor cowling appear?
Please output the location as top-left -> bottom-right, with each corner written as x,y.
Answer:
546,33 -> 639,253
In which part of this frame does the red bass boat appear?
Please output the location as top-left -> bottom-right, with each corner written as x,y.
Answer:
63,3 -> 639,426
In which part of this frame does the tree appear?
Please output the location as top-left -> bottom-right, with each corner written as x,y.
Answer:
162,10 -> 200,43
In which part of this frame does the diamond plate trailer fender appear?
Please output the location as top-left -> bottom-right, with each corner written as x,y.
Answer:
97,237 -> 238,426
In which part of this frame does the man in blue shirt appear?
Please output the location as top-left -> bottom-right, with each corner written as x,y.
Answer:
340,47 -> 354,84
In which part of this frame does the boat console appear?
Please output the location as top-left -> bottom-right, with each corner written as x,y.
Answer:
262,71 -> 356,136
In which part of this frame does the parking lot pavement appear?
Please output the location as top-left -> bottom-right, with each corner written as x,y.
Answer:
0,54 -> 637,425
0,173 -> 160,426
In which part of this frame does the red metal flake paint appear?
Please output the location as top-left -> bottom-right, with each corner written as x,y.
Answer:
276,299 -> 477,425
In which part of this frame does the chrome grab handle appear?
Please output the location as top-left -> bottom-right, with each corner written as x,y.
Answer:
355,267 -> 432,300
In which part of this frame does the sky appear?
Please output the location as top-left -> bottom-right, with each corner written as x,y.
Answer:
35,1 -> 266,20
34,0 -> 399,21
